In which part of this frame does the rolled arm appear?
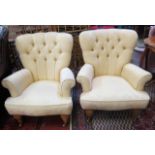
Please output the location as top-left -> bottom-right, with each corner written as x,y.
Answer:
59,67 -> 75,97
121,63 -> 152,91
2,69 -> 34,97
77,64 -> 94,92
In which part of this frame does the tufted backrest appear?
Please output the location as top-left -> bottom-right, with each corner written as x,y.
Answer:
15,32 -> 73,81
79,29 -> 138,76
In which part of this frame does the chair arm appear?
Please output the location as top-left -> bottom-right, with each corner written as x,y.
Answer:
1,69 -> 34,97
59,67 -> 75,97
76,64 -> 94,92
121,63 -> 152,91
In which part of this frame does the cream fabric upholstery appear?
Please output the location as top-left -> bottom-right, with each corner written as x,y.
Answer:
121,63 -> 152,91
80,76 -> 150,110
2,32 -> 75,117
59,67 -> 75,97
78,29 -> 152,111
79,29 -> 138,76
77,64 -> 94,92
5,81 -> 72,116
2,69 -> 33,97
16,32 -> 73,81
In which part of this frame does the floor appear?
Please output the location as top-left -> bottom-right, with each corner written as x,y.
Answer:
1,116 -> 69,130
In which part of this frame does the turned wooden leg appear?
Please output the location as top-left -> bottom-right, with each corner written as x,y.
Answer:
60,115 -> 70,127
132,110 -> 141,120
85,110 -> 94,122
13,115 -> 22,127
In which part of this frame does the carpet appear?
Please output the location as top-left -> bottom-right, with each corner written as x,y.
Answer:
92,111 -> 133,130
133,80 -> 155,129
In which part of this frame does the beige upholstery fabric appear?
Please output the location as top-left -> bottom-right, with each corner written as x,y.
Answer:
59,67 -> 75,97
16,32 -> 73,81
2,32 -> 75,116
2,69 -> 33,97
80,76 -> 150,110
5,81 -> 72,116
77,64 -> 94,92
121,63 -> 152,91
79,29 -> 138,76
78,29 -> 152,111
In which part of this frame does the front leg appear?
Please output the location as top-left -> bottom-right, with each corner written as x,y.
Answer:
60,115 -> 70,127
85,110 -> 94,122
13,115 -> 23,127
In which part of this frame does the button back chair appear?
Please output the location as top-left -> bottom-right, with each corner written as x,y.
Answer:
77,29 -> 152,120
2,32 -> 75,126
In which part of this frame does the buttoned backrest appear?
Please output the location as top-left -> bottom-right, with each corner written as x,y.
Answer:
16,32 -> 73,81
79,29 -> 138,76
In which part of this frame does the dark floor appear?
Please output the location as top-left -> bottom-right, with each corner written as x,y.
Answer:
1,116 -> 69,130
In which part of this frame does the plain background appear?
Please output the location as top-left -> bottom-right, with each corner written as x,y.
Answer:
0,0 -> 155,155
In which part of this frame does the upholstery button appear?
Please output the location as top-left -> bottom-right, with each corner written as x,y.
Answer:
117,54 -> 119,58
38,50 -> 40,54
54,57 -> 57,61
106,38 -> 109,42
96,38 -> 98,43
44,57 -> 47,61
123,46 -> 126,50
33,58 -> 37,62
112,46 -> 114,49
91,48 -> 94,52
118,38 -> 120,42
43,42 -> 46,46
48,49 -> 52,53
59,49 -> 62,53
101,46 -> 104,50
106,54 -> 109,57
54,41 -> 57,45
97,54 -> 99,59
31,42 -> 34,46
26,51 -> 29,55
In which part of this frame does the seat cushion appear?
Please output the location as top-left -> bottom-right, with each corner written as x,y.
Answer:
5,81 -> 72,116
80,76 -> 150,110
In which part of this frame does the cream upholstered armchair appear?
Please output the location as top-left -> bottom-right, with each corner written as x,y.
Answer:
77,29 -> 152,120
2,32 -> 75,126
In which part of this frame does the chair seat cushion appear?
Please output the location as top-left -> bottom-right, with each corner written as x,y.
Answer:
80,76 -> 150,110
5,81 -> 72,116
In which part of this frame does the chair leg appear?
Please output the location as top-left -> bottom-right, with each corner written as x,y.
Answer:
13,115 -> 22,127
85,110 -> 94,122
60,115 -> 70,127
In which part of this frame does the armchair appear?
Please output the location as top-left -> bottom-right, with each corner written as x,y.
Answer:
2,32 -> 75,126
77,29 -> 152,120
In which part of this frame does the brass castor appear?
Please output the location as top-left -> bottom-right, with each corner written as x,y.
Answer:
85,110 -> 94,122
60,115 -> 70,127
13,115 -> 22,127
